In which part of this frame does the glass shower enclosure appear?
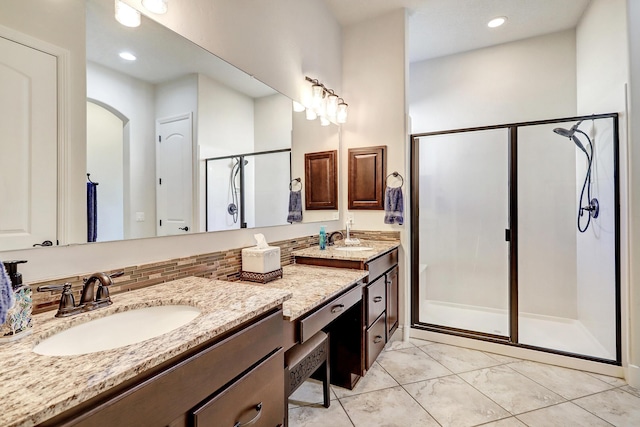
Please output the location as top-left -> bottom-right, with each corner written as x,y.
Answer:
411,113 -> 620,364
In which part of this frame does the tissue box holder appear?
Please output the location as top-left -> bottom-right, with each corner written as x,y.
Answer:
241,246 -> 282,284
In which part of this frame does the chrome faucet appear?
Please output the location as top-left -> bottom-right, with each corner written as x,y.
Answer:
38,271 -> 123,318
328,231 -> 344,246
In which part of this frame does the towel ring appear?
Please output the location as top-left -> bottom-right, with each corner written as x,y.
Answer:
87,173 -> 99,185
385,171 -> 403,188
289,177 -> 302,191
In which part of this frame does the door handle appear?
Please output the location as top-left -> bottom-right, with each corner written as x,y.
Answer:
33,240 -> 53,247
178,226 -> 189,231
373,296 -> 383,303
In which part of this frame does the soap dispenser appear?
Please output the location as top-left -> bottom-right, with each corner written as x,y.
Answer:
0,260 -> 32,341
319,226 -> 327,250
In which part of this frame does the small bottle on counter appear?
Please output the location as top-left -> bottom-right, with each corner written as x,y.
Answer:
319,226 -> 327,250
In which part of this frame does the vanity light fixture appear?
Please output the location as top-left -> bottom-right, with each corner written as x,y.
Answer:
305,107 -> 318,121
293,101 -> 306,112
142,0 -> 168,14
119,51 -> 137,61
304,76 -> 348,124
487,16 -> 507,28
336,98 -> 348,124
115,0 -> 141,27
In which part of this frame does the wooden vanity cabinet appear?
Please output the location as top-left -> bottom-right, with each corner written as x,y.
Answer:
295,248 -> 399,375
364,249 -> 399,368
38,309 -> 285,427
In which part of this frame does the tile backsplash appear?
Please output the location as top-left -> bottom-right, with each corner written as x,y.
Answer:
30,231 -> 400,314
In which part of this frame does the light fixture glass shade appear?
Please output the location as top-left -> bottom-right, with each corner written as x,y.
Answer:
316,96 -> 327,117
311,83 -> 324,110
142,0 -> 168,14
326,93 -> 339,118
115,0 -> 141,27
320,116 -> 330,126
336,100 -> 348,124
305,108 -> 317,121
292,101 -> 305,112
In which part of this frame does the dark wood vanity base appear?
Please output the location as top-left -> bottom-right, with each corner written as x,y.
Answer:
38,309 -> 285,427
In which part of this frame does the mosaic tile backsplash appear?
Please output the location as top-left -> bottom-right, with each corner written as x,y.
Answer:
30,231 -> 400,314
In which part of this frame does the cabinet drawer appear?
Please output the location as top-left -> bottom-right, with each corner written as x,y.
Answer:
192,349 -> 284,427
366,276 -> 386,328
300,283 -> 362,343
367,249 -> 398,282
366,313 -> 386,369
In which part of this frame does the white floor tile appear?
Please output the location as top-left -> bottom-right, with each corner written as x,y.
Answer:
332,362 -> 398,398
516,402 -> 612,426
288,402 -> 353,427
404,374 -> 510,427
340,386 -> 439,426
574,388 -> 640,426
420,343 -> 502,373
376,347 -> 452,385
289,378 -> 337,409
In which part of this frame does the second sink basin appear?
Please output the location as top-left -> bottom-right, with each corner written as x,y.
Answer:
33,305 -> 201,356
334,246 -> 373,252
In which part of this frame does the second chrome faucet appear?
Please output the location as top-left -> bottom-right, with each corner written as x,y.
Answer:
38,271 -> 124,318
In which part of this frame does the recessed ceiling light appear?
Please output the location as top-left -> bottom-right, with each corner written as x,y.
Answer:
119,52 -> 137,61
488,16 -> 507,28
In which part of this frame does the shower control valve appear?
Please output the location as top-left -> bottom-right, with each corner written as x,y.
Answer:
581,198 -> 599,219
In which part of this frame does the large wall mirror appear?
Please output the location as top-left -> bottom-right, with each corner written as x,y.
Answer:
0,0 -> 339,252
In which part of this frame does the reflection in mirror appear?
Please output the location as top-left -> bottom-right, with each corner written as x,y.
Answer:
86,0 -> 294,242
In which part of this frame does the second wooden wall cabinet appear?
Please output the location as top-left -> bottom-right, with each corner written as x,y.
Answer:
348,146 -> 386,210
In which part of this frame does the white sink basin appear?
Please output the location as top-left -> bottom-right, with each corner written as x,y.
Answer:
334,246 -> 373,252
33,305 -> 201,356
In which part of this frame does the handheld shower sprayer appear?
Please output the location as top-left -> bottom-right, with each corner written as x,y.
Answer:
552,120 -> 598,233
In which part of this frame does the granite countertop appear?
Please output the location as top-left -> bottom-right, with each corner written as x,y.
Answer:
245,264 -> 369,321
0,277 -> 291,427
292,239 -> 400,262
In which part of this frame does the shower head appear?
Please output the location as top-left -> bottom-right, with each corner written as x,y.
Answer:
553,121 -> 589,157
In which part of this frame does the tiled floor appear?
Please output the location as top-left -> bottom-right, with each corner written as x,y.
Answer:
288,337 -> 640,427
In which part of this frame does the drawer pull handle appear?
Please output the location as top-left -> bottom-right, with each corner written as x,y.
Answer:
373,296 -> 383,303
331,304 -> 345,314
374,335 -> 383,344
233,402 -> 262,427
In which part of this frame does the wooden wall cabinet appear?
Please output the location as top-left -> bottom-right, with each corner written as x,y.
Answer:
348,146 -> 386,210
305,150 -> 338,210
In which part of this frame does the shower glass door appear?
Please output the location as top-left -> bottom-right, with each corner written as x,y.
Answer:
517,118 -> 618,360
415,129 -> 510,337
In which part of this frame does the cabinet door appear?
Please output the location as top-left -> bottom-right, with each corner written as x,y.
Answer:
304,150 -> 338,210
386,266 -> 399,339
366,276 -> 386,328
348,146 -> 386,210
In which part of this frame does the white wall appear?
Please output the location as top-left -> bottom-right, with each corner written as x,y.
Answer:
627,0 -> 640,388
576,0 -> 629,360
1,0 -> 343,284
411,29 -> 577,133
411,30 -> 578,319
87,62 -> 157,240
86,102 -> 124,242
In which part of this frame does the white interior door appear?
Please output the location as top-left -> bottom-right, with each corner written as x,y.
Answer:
156,113 -> 193,236
0,36 -> 57,250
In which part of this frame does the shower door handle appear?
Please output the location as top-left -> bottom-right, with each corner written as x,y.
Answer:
178,226 -> 189,232
505,229 -> 511,242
